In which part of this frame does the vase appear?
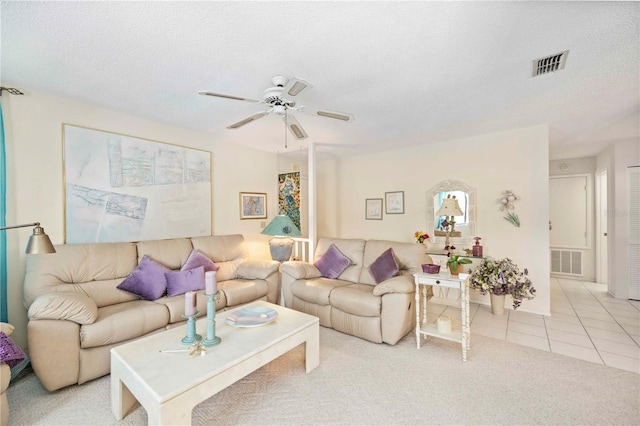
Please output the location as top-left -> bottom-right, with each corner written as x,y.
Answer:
448,264 -> 463,276
490,293 -> 505,315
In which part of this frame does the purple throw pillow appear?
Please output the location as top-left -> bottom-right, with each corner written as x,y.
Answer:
0,332 -> 26,369
181,249 -> 220,272
314,244 -> 352,279
165,266 -> 205,297
368,248 -> 399,284
117,255 -> 170,300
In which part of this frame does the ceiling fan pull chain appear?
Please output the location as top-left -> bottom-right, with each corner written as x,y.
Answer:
284,109 -> 288,149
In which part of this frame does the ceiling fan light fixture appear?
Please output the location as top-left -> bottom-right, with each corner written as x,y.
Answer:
317,111 -> 350,121
287,82 -> 307,96
290,124 -> 307,139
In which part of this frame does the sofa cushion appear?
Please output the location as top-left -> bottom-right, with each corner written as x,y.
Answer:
80,300 -> 169,348
314,244 -> 352,279
181,249 -> 220,272
165,266 -> 205,297
329,284 -> 381,317
368,248 -> 399,284
117,255 -> 170,300
220,279 -> 269,307
291,277 -> 352,306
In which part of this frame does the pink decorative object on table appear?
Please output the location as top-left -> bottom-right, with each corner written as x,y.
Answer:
422,264 -> 440,274
185,291 -> 197,316
205,271 -> 217,295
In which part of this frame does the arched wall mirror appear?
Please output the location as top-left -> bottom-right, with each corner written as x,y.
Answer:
426,180 -> 477,246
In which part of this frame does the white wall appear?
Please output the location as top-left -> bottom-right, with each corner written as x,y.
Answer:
596,138 -> 640,299
317,125 -> 551,315
2,91 -> 278,348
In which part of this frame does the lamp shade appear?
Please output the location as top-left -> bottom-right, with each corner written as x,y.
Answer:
435,196 -> 464,217
25,225 -> 56,254
261,215 -> 301,237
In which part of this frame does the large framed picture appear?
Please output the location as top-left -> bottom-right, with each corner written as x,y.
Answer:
240,192 -> 267,219
365,198 -> 383,220
63,124 -> 212,244
385,191 -> 405,214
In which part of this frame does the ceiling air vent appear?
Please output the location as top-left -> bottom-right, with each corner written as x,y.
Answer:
532,50 -> 569,77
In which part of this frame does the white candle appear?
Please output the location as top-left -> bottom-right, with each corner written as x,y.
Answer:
205,271 -> 217,295
437,316 -> 452,334
185,291 -> 197,316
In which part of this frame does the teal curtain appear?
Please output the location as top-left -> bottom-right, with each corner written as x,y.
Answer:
0,101 -> 7,322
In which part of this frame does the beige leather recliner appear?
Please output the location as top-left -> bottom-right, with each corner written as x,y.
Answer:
23,234 -> 279,391
280,238 -> 431,345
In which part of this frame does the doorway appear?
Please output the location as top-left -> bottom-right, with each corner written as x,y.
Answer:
595,171 -> 608,284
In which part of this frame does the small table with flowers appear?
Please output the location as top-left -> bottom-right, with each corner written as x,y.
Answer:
413,272 -> 471,361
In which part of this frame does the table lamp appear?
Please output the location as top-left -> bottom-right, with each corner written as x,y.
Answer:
261,215 -> 301,262
435,195 -> 464,251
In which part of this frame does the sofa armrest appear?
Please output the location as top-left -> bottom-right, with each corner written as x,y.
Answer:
236,259 -> 280,280
28,292 -> 98,325
372,276 -> 415,296
280,261 -> 322,280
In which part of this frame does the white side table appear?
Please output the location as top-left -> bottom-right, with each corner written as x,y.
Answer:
413,272 -> 470,361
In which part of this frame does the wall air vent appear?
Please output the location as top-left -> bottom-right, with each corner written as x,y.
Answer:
533,50 -> 569,77
550,249 -> 583,276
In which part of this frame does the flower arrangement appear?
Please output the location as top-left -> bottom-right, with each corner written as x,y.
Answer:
414,231 -> 430,244
468,257 -> 536,309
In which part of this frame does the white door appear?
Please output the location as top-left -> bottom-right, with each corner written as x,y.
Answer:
549,175 -> 588,248
596,171 -> 608,284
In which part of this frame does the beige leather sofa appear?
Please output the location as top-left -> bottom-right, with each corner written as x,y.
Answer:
280,238 -> 431,345
23,234 -> 279,391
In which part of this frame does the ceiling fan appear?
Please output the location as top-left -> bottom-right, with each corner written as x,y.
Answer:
199,75 -> 354,142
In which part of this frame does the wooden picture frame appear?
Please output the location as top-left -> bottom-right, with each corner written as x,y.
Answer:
365,198 -> 383,220
385,191 -> 405,214
239,192 -> 267,219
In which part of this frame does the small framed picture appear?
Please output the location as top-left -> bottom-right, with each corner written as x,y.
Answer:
239,192 -> 267,219
365,198 -> 383,220
385,191 -> 404,214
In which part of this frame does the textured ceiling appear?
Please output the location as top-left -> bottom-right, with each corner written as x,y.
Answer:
2,1 -> 638,160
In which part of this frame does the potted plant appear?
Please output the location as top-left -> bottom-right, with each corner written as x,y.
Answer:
446,254 -> 472,276
414,231 -> 430,244
468,257 -> 536,315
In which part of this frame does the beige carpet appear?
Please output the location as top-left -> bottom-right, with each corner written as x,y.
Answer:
7,327 -> 640,425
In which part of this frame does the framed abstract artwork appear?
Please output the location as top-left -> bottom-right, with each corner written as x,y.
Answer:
240,192 -> 267,219
385,191 -> 405,214
365,198 -> 383,220
278,172 -> 301,230
63,124 -> 212,243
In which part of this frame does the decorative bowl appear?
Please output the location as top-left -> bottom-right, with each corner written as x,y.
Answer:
422,263 -> 440,274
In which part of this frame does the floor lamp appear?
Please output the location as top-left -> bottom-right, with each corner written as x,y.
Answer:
0,222 -> 55,379
261,215 -> 301,262
0,222 -> 56,254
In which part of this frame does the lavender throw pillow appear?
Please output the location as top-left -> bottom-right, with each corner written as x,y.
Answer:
165,266 -> 205,297
314,244 -> 352,279
368,248 -> 399,284
181,249 -> 220,272
0,332 -> 26,369
117,255 -> 170,300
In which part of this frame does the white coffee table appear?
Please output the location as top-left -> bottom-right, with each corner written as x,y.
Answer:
111,301 -> 319,425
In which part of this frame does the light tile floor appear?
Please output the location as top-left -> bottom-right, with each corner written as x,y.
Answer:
427,277 -> 640,374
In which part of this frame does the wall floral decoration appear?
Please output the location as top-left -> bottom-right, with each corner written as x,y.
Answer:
500,190 -> 520,227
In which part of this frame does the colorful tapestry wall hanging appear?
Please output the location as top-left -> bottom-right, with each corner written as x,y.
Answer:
278,172 -> 301,230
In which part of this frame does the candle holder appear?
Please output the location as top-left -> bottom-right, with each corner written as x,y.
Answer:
202,292 -> 222,347
181,311 -> 202,345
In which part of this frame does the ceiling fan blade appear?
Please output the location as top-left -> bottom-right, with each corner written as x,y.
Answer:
284,115 -> 308,140
282,77 -> 313,98
227,110 -> 270,129
296,106 -> 354,122
198,91 -> 262,104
